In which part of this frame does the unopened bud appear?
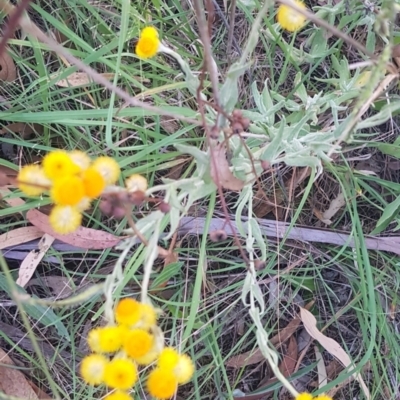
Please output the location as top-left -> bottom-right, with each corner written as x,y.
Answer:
209,229 -> 228,242
158,201 -> 171,213
260,160 -> 271,171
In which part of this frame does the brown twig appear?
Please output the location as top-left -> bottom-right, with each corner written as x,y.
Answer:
0,0 -> 32,57
227,0 -> 237,62
193,0 -> 220,106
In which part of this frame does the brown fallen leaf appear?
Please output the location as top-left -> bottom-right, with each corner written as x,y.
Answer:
53,72 -> 115,87
299,307 -> 370,399
0,49 -> 17,81
254,167 -> 311,218
0,226 -> 44,250
27,380 -> 52,399
257,335 -> 298,388
0,348 -> 39,399
226,318 -> 301,368
26,209 -> 121,249
26,275 -> 74,298
321,191 -> 346,225
16,234 -> 55,288
0,187 -> 26,207
210,144 -> 245,191
310,358 -> 343,388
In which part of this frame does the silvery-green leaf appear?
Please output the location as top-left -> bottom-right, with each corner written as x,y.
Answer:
220,61 -> 253,113
260,118 -> 285,161
357,102 -> 400,130
249,218 -> 267,260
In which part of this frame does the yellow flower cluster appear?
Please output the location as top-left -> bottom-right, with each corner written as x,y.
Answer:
135,26 -> 160,59
17,150 -> 120,234
276,0 -> 307,32
296,393 -> 333,400
80,298 -> 195,399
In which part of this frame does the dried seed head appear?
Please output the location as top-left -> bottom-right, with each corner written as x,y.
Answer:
158,201 -> 171,213
254,260 -> 266,270
209,125 -> 220,140
99,198 -> 127,219
260,160 -> 271,171
232,109 -> 243,119
127,191 -> 146,206
231,122 -> 243,135
241,117 -> 250,130
209,229 -> 228,242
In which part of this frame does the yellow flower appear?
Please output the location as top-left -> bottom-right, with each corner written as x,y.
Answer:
103,358 -> 137,390
147,368 -> 178,399
123,329 -> 154,360
69,150 -> 91,170
125,174 -> 148,192
276,0 -> 306,32
50,175 -> 85,206
157,347 -> 194,384
137,303 -> 157,330
134,347 -> 160,366
76,196 -> 92,212
157,347 -> 179,369
315,396 -> 333,400
82,167 -> 105,198
105,391 -> 132,400
295,394 -> 313,400
42,150 -> 80,180
17,165 -> 50,196
80,354 -> 107,385
135,26 -> 160,59
115,298 -> 142,326
87,326 -> 124,353
91,156 -> 120,185
49,205 -> 82,234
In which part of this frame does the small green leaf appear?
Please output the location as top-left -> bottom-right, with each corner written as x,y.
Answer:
371,196 -> 400,234
151,262 -> 183,289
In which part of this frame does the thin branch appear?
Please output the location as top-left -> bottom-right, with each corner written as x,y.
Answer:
193,0 -> 220,106
0,0 -> 32,57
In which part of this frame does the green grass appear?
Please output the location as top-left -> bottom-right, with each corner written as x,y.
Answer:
1,0 -> 400,399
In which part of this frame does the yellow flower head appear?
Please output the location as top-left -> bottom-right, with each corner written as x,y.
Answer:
50,175 -> 85,206
75,196 -> 92,212
103,358 -> 137,390
315,396 -> 333,400
17,165 -> 51,196
105,391 -> 132,400
296,393 -> 313,400
49,205 -> 82,234
82,167 -> 106,198
42,150 -> 80,180
115,298 -> 142,326
91,156 -> 120,185
87,326 -> 124,353
158,347 -> 194,384
135,26 -> 160,59
123,329 -> 154,360
147,368 -> 178,399
277,1 -> 307,32
69,150 -> 91,170
137,303 -> 157,330
80,354 -> 108,385
125,174 -> 148,192
157,347 -> 179,369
